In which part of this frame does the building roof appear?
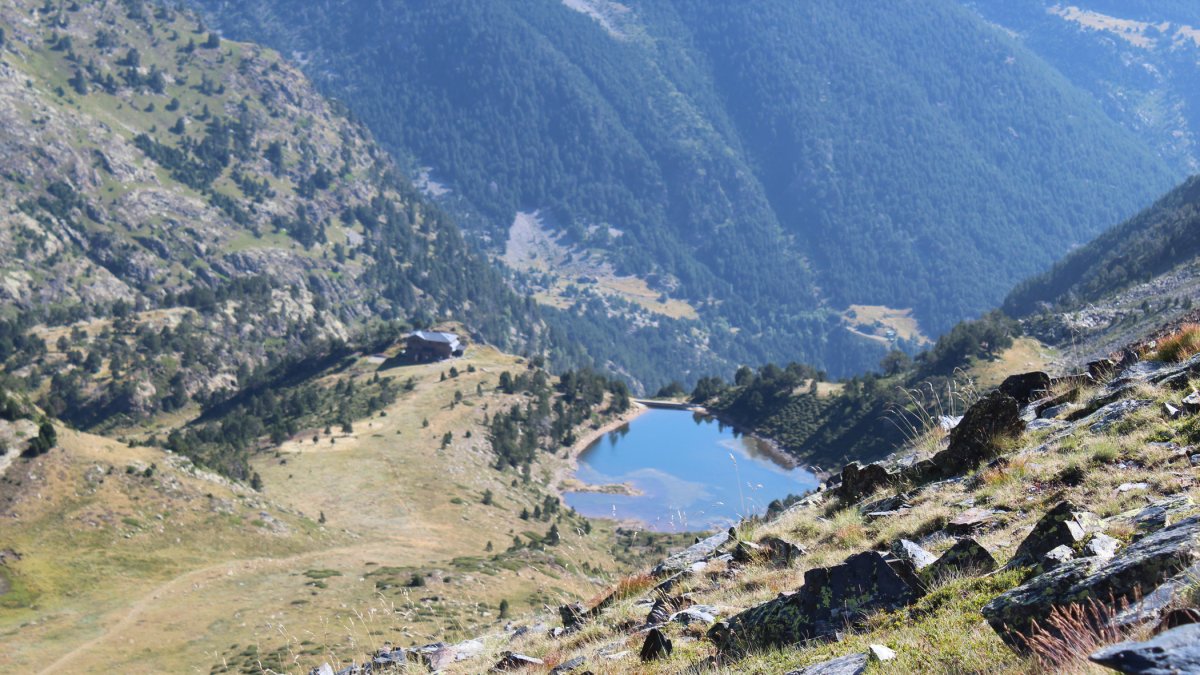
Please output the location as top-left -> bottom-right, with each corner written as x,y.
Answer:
410,330 -> 461,345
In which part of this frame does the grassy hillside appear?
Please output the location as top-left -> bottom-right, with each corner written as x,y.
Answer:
0,344 -> 688,673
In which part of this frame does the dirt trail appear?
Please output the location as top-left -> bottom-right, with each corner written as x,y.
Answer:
37,542 -> 398,674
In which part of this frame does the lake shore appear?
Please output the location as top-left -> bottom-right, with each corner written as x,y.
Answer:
551,402 -> 649,499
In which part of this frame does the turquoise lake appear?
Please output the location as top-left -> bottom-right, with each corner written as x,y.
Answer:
563,409 -> 818,532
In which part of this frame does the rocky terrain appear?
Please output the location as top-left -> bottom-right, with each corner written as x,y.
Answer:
304,328 -> 1200,674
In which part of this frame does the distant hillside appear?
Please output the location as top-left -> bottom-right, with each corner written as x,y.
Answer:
1005,176 -> 1200,315
189,0 -> 1177,375
962,1 -> 1200,173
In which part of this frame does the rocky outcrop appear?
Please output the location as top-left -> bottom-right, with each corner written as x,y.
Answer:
836,461 -> 894,502
935,391 -> 1026,477
1090,623 -> 1200,674
711,551 -> 920,651
983,516 -> 1200,648
1008,501 -> 1101,567
998,371 -> 1051,406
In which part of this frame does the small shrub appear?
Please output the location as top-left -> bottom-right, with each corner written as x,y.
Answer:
1057,462 -> 1087,487
1154,324 -> 1200,363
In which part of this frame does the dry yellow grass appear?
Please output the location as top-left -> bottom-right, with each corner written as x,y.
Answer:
0,345 -> 658,673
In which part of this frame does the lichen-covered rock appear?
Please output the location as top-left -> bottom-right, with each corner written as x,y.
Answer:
1040,545 -> 1075,570
1089,623 -> 1200,674
998,371 -> 1051,406
923,537 -> 997,581
1009,501 -> 1101,566
711,551 -> 919,651
1084,533 -> 1121,559
983,516 -> 1200,649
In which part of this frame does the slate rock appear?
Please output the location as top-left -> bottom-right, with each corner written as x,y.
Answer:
947,507 -> 998,535
1089,623 -> 1200,674
758,536 -> 806,567
859,492 -> 912,515
652,531 -> 729,577
1039,403 -> 1074,420
983,515 -> 1200,649
549,656 -> 587,674
1111,495 -> 1196,540
311,665 -> 335,675
891,539 -> 936,571
640,628 -> 672,662
784,653 -> 868,675
999,371 -> 1052,406
1087,399 -> 1154,434
1041,544 -> 1075,570
923,537 -> 997,581
868,644 -> 897,662
1010,501 -> 1100,566
837,461 -> 895,501
671,606 -> 718,626
491,651 -> 545,671
711,551 -> 919,651
1184,392 -> 1200,416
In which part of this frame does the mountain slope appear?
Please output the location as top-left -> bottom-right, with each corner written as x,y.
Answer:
190,0 -> 1177,371
962,0 -> 1200,174
1005,175 -> 1200,315
0,0 -> 549,446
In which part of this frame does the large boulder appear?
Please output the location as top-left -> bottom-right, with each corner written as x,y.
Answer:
998,371 -> 1051,406
710,551 -> 919,651
836,462 -> 895,502
982,516 -> 1200,649
913,391 -> 1025,481
1090,623 -> 1200,674
1009,501 -> 1101,567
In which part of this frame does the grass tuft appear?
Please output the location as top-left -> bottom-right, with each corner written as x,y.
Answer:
1153,324 -> 1200,363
